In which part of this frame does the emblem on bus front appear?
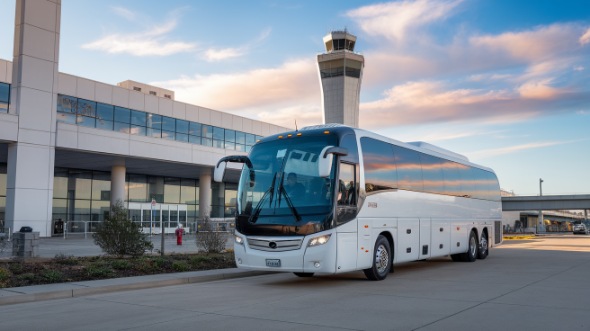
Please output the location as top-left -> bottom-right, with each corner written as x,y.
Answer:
269,242 -> 277,249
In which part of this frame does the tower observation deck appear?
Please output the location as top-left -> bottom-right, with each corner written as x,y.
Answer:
317,30 -> 364,128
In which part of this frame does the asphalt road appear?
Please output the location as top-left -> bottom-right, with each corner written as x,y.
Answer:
1,235 -> 590,330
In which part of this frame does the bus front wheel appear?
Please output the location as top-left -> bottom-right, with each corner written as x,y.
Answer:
363,235 -> 391,281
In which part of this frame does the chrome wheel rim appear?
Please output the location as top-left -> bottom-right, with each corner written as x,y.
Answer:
469,235 -> 477,257
480,235 -> 488,255
375,244 -> 389,274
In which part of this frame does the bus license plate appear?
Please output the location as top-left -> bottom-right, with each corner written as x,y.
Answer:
265,259 -> 281,267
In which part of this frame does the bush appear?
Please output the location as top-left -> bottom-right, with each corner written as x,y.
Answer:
110,259 -> 131,270
196,216 -> 226,253
86,265 -> 114,278
53,253 -> 78,265
172,260 -> 190,272
41,270 -> 64,283
93,200 -> 153,257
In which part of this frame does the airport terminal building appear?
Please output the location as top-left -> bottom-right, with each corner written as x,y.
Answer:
0,0 -> 288,237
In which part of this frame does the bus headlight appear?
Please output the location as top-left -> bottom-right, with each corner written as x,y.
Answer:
308,234 -> 331,247
235,235 -> 244,245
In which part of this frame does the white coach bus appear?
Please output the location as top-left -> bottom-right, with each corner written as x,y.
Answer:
214,124 -> 502,280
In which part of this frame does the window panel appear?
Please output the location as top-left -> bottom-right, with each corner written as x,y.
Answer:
97,103 -> 114,121
114,106 -> 131,123
96,120 -> 114,131
127,174 -> 147,202
236,131 -> 246,145
162,116 -> 175,132
360,137 -> 397,193
77,99 -> 96,117
176,119 -> 189,134
225,129 -> 236,143
162,130 -> 175,140
57,95 -> 77,114
130,110 -> 147,126
164,178 -> 181,204
176,132 -> 189,142
180,179 -> 197,204
76,115 -> 95,128
91,171 -> 111,201
420,154 -> 444,194
245,133 -> 256,146
189,122 -> 201,136
391,146 -> 423,191
202,125 -> 213,139
189,135 -> 201,144
130,125 -> 147,136
114,121 -> 130,133
213,127 -> 224,140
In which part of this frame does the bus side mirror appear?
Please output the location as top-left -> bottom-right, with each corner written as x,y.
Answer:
214,155 -> 255,186
318,146 -> 348,177
214,162 -> 226,182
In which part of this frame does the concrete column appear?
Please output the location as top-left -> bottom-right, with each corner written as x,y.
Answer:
199,170 -> 212,220
110,165 -> 126,207
5,0 -> 61,237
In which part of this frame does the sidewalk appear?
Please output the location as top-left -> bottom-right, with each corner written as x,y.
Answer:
0,234 -> 268,306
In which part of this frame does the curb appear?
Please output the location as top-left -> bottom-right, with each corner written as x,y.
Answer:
0,269 -> 272,306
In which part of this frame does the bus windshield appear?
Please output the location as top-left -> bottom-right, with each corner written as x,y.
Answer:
236,135 -> 338,236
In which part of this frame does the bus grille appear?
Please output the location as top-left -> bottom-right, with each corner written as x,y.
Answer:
494,221 -> 502,244
247,237 -> 304,252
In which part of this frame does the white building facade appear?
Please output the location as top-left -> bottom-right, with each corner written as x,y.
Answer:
0,0 -> 288,237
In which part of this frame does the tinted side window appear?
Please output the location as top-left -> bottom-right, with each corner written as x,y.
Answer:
392,146 -> 423,192
360,137 -> 397,193
442,161 -> 465,197
340,134 -> 359,163
420,154 -> 444,194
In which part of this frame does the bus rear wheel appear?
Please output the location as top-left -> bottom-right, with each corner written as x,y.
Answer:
363,235 -> 391,281
477,231 -> 489,260
293,272 -> 314,277
451,231 -> 478,262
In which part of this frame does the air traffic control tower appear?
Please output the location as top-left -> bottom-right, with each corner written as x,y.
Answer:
317,30 -> 364,128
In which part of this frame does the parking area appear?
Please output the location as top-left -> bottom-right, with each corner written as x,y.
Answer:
1,235 -> 590,330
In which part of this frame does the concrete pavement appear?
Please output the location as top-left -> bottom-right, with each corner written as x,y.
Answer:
1,235 -> 590,330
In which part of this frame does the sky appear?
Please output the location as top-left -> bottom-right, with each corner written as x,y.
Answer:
1,0 -> 589,196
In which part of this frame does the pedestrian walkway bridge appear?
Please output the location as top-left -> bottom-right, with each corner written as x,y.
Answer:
501,194 -> 590,211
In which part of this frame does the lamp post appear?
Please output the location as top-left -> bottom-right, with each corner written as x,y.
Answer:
538,178 -> 544,233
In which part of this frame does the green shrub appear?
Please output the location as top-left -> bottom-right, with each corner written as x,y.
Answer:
86,265 -> 114,278
53,253 -> 79,265
8,263 -> 23,274
93,200 -> 154,257
0,267 -> 11,282
110,259 -> 131,270
172,261 -> 190,272
16,272 -> 36,283
41,270 -> 64,283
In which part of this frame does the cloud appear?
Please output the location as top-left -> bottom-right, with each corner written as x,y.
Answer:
580,27 -> 590,45
82,13 -> 196,56
469,141 -> 570,159
470,24 -> 582,62
203,48 -> 244,62
111,6 -> 137,21
153,58 -> 321,128
517,79 -> 562,100
346,0 -> 463,43
201,27 -> 272,62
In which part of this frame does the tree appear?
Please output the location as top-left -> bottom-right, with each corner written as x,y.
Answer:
196,215 -> 226,253
93,201 -> 153,257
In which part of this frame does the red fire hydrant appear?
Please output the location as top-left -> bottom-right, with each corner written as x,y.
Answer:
175,226 -> 183,245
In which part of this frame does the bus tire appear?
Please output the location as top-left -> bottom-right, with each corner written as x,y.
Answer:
463,230 -> 478,262
477,231 -> 489,260
293,272 -> 314,277
363,235 -> 391,281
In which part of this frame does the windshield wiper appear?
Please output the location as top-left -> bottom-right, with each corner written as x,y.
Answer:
248,173 -> 277,224
277,179 -> 302,222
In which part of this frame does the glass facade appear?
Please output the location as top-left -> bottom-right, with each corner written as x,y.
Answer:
56,94 -> 262,152
0,82 -> 10,113
52,167 -> 236,234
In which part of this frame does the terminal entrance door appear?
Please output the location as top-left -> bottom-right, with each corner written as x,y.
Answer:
128,203 -> 188,234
